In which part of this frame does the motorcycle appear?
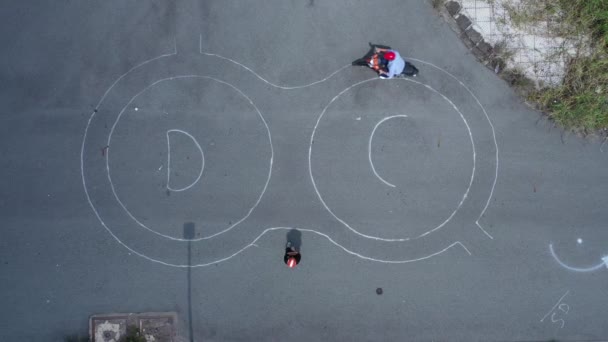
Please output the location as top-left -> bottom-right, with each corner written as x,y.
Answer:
352,43 -> 419,78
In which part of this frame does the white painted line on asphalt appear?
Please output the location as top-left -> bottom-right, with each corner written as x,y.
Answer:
82,49 -> 495,268
166,129 -> 205,192
104,75 -> 273,242
406,58 -> 499,240
549,243 -> 605,272
200,40 -> 350,90
540,290 -> 570,329
309,77 -> 475,242
368,115 -> 409,188
94,47 -> 176,112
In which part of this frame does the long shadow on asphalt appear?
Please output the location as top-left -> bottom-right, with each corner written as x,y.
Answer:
287,228 -> 302,252
183,223 -> 195,342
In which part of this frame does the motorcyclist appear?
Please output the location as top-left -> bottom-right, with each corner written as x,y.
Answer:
374,48 -> 406,79
352,43 -> 407,79
284,241 -> 301,268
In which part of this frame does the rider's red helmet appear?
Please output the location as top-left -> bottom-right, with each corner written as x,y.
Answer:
286,257 -> 298,268
384,51 -> 396,61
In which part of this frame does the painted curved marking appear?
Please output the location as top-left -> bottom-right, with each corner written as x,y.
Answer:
368,115 -> 409,188
105,75 -> 273,242
202,52 -> 349,90
549,244 -> 605,272
200,41 -> 349,90
166,129 -> 205,192
540,290 -> 570,323
94,45 -> 176,111
405,57 -> 499,240
309,77 -> 476,242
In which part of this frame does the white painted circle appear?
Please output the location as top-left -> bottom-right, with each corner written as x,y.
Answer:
309,77 -> 475,241
105,76 -> 273,241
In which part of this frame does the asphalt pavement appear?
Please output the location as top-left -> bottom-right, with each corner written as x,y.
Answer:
0,0 -> 607,341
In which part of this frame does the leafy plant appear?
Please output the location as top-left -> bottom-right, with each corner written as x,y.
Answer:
123,326 -> 147,342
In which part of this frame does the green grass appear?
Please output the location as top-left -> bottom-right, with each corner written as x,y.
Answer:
526,0 -> 608,132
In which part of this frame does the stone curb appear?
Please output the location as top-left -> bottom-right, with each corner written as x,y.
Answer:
439,1 -> 504,74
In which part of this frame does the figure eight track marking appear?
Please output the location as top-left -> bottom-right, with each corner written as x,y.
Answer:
82,47 -> 497,267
